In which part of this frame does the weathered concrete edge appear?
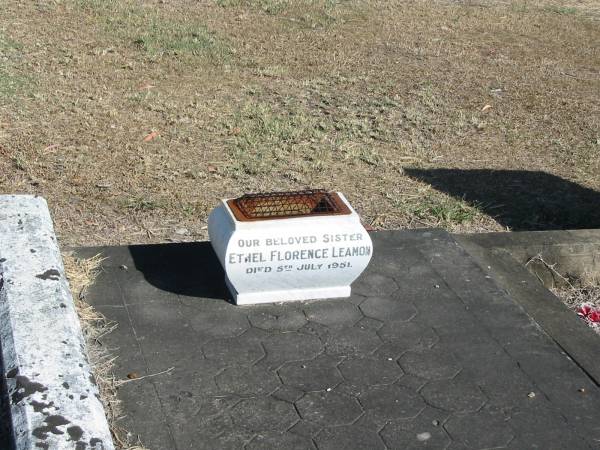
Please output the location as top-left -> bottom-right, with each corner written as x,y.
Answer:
455,229 -> 600,286
455,231 -> 600,386
0,195 -> 114,450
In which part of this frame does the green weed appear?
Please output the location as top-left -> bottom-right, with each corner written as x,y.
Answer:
226,103 -> 324,176
78,0 -> 230,61
11,153 -> 28,171
126,197 -> 161,211
215,0 -> 348,27
76,0 -> 117,8
225,99 -> 392,178
410,195 -> 480,227
545,5 -> 578,15
215,0 -> 287,15
509,2 -> 530,14
0,69 -> 27,99
133,20 -> 228,59
0,34 -> 29,99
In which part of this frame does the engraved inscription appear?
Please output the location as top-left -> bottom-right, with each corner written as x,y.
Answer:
227,233 -> 372,275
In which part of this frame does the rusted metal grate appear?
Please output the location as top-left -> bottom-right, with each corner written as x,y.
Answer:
227,189 -> 351,221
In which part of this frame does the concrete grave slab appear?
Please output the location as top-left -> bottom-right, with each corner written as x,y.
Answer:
76,229 -> 600,449
0,195 -> 113,450
456,230 -> 600,385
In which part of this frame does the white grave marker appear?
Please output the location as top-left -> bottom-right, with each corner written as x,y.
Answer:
208,190 -> 373,305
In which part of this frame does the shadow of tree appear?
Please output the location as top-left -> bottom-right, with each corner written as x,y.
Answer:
404,168 -> 600,231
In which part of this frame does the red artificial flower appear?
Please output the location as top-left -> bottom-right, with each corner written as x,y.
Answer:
577,303 -> 600,323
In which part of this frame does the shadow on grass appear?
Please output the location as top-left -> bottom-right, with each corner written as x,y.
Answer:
129,241 -> 231,301
405,168 -> 600,231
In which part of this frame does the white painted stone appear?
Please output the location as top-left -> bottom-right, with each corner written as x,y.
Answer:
0,195 -> 114,450
208,192 -> 373,305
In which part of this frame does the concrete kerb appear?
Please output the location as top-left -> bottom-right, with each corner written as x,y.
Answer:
455,229 -> 600,386
0,195 -> 114,450
455,229 -> 600,287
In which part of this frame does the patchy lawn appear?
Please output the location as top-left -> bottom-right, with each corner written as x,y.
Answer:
1,0 -> 598,246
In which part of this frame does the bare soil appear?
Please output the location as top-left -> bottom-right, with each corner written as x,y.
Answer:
1,0 -> 599,246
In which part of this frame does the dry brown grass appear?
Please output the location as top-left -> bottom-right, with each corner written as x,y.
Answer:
527,255 -> 600,335
1,0 -> 599,246
62,252 -> 148,450
552,275 -> 600,335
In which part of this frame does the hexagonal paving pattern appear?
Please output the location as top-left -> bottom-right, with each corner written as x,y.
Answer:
230,397 -> 299,432
360,296 -> 417,322
196,433 -> 250,450
272,385 -> 304,404
163,392 -> 238,425
278,355 -> 344,392
259,331 -> 323,370
377,320 -> 438,353
195,412 -> 237,439
355,316 -> 384,331
215,365 -> 280,395
84,230 -> 600,449
353,273 -> 399,297
420,378 -> 487,413
203,333 -> 265,366
246,431 -> 315,450
296,391 -> 363,426
188,307 -> 250,338
288,419 -> 322,438
325,326 -> 383,355
380,408 -> 451,450
247,305 -> 308,331
338,356 -> 403,385
315,425 -> 386,450
399,349 -> 462,380
359,384 -> 425,421
303,300 -> 363,327
445,410 -> 514,449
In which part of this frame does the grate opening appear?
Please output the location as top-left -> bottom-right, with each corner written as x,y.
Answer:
227,189 -> 351,221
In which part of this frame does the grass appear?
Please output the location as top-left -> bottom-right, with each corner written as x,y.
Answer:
0,34 -> 29,99
216,0 -> 288,15
10,152 -> 28,172
225,102 -> 325,176
0,0 -> 599,246
411,196 -> 481,228
215,0 -> 351,28
79,0 -> 230,61
383,188 -> 492,230
126,197 -> 162,212
225,82 -> 443,178
224,99 -> 386,177
133,22 -> 227,59
545,5 -> 578,15
0,68 -> 26,99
